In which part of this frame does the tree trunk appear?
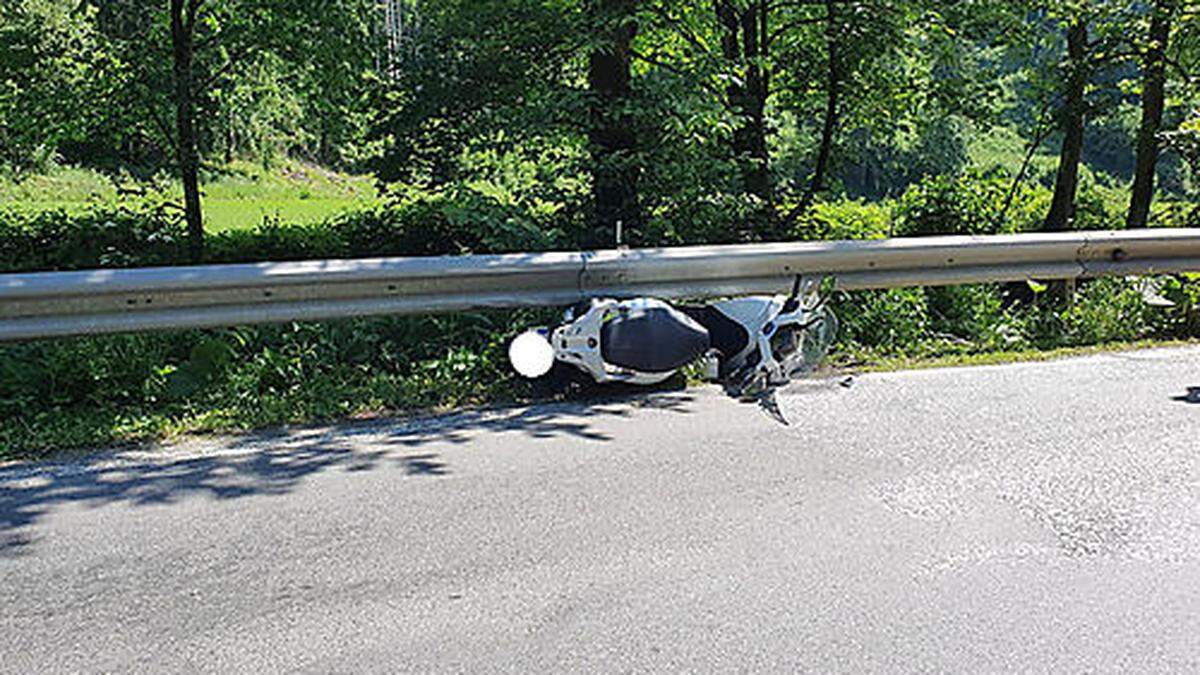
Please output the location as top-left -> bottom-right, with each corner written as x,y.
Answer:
798,0 -> 839,217
739,1 -> 770,204
224,107 -> 234,165
1126,1 -> 1173,229
999,123 -> 1050,224
171,0 -> 204,262
1043,18 -> 1089,234
715,0 -> 772,238
587,0 -> 641,247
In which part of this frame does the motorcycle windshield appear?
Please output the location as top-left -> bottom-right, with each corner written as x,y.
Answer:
772,308 -> 838,378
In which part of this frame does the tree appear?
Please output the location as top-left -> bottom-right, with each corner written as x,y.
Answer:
784,0 -> 921,217
1127,0 -> 1179,228
780,0 -> 993,214
795,0 -> 841,217
638,0 -> 825,237
1165,113 -> 1199,217
368,0 -> 576,186
1036,0 -> 1144,233
170,0 -> 205,261
258,0 -> 380,167
639,0 -> 850,236
587,0 -> 643,245
0,1 -> 116,170
714,0 -> 771,209
82,0 -> 380,260
1043,15 -> 1090,233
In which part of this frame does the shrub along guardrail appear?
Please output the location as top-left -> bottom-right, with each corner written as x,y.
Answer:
2,229 -> 1200,342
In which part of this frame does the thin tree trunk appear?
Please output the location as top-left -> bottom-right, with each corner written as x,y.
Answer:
716,0 -> 746,239
587,0 -> 641,248
1127,1 -> 1173,229
1043,18 -> 1089,234
739,1 -> 770,204
999,120 -> 1052,225
715,0 -> 771,238
795,0 -> 839,219
171,0 -> 204,262
319,124 -> 332,166
224,106 -> 234,165
1040,17 -> 1091,305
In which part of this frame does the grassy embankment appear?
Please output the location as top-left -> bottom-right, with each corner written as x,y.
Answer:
0,161 -> 378,232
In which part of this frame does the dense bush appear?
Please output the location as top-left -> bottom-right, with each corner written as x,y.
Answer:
893,172 -> 1018,237
833,288 -> 930,351
0,183 -> 578,274
0,203 -> 190,271
641,190 -> 763,247
0,193 -> 579,456
206,220 -> 346,262
924,284 -> 1011,351
789,200 -> 892,241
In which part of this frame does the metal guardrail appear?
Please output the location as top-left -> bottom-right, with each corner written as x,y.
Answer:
2,229 -> 1200,341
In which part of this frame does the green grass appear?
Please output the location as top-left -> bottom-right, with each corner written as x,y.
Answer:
834,339 -> 1197,374
0,160 -> 379,232
4,335 -> 1194,464
964,123 -> 1062,185
0,165 -> 119,202
202,197 -> 369,232
966,124 -> 1028,171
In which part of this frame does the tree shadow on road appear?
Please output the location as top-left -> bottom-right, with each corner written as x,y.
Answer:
0,391 -> 696,557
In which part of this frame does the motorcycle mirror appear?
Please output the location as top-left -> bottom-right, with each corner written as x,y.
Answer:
781,275 -> 804,313
509,331 -> 555,378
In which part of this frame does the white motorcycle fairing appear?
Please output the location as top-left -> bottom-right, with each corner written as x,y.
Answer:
550,298 -> 709,385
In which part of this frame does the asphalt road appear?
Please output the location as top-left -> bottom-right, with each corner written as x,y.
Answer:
3,346 -> 1200,673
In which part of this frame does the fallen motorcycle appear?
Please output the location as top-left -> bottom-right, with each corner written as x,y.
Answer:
508,277 -> 838,423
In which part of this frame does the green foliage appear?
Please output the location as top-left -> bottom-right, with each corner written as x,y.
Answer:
1072,173 -> 1128,230
4,0 -> 1200,458
925,284 -> 1012,351
833,288 -> 930,352
3,0 -> 381,171
332,187 -> 572,259
368,0 -> 578,185
0,312 -> 546,457
0,203 -> 189,272
894,172 -> 1024,236
3,179 -> 1200,458
1017,278 -> 1154,348
0,1 -> 118,170
1165,113 -> 1200,207
787,200 -> 892,241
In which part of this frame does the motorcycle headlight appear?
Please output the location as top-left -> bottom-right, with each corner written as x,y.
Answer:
770,326 -> 803,379
773,307 -> 838,378
802,307 -> 838,365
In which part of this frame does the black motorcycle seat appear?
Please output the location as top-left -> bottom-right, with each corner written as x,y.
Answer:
600,304 -> 710,373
